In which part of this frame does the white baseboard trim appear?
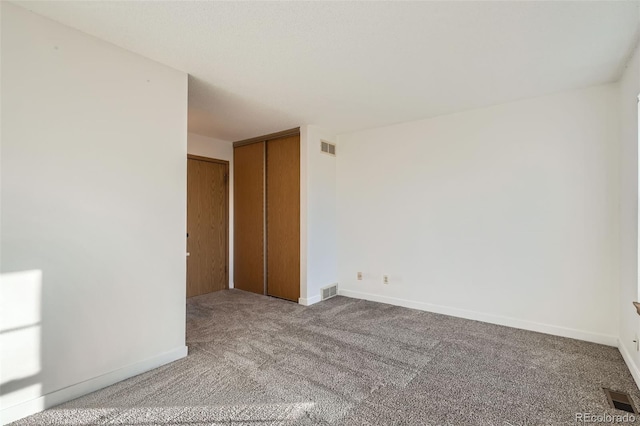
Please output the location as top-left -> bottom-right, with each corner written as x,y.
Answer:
619,339 -> 640,390
338,289 -> 617,347
1,345 -> 188,425
299,295 -> 322,306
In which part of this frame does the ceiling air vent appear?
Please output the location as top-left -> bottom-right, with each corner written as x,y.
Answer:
321,140 -> 336,156
321,284 -> 338,300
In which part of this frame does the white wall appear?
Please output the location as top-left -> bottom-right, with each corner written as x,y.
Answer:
337,84 -> 620,345
1,4 -> 188,423
187,133 -> 234,288
618,43 -> 640,384
300,125 -> 338,305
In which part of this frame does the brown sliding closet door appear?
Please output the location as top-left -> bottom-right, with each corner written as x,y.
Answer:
234,142 -> 265,295
266,134 -> 300,302
233,128 -> 300,303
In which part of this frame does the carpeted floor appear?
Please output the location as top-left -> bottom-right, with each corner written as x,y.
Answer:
11,289 -> 640,425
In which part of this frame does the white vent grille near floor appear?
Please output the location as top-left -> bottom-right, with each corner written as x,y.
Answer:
321,140 -> 336,156
321,284 -> 338,300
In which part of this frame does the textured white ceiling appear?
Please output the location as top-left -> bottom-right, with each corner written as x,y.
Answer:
15,1 -> 640,141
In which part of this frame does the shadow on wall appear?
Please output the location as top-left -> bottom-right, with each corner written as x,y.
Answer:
187,75 -> 302,141
0,270 -> 43,423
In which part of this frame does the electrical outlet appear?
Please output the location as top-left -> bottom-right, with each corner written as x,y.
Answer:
383,275 -> 389,285
357,272 -> 363,280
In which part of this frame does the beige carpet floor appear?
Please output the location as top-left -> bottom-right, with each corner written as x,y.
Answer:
11,289 -> 640,425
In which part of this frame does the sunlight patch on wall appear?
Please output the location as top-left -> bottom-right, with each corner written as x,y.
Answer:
0,270 -> 43,409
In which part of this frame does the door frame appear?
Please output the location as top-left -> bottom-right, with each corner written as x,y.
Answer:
187,154 -> 230,291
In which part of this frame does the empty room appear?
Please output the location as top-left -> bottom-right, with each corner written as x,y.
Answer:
3,1 -> 640,425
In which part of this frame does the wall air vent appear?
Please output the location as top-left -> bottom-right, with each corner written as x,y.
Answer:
321,140 -> 336,156
321,284 -> 338,300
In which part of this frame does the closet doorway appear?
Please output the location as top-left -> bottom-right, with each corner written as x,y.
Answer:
233,128 -> 300,302
186,155 -> 229,298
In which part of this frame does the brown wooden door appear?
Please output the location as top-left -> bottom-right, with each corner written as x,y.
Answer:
187,155 -> 229,298
233,142 -> 265,295
266,134 -> 300,302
